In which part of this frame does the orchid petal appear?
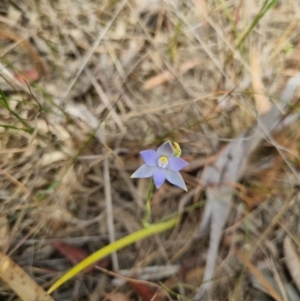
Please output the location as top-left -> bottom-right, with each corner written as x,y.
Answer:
165,170 -> 187,191
131,164 -> 156,178
153,168 -> 166,188
157,141 -> 174,157
168,156 -> 188,171
140,150 -> 159,167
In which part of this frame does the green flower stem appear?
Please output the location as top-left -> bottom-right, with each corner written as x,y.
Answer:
142,179 -> 154,227
47,217 -> 178,294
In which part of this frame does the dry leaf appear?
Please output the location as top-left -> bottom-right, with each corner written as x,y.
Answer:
104,292 -> 132,301
193,0 -> 208,16
14,69 -> 40,83
284,236 -> 300,292
143,70 -> 173,90
184,266 -> 205,287
143,60 -> 201,90
53,241 -> 89,265
53,241 -> 110,273
129,281 -> 164,301
0,250 -> 55,301
40,151 -> 67,166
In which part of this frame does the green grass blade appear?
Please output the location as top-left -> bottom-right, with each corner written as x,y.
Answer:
0,124 -> 32,132
0,89 -> 34,133
47,217 -> 178,294
236,0 -> 278,49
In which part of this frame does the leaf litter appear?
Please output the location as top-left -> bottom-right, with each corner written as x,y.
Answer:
1,0 -> 300,301
194,73 -> 300,300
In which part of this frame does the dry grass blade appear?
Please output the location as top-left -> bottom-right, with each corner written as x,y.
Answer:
283,236 -> 300,292
235,249 -> 284,301
0,28 -> 47,75
60,0 -> 128,103
194,73 -> 300,300
103,127 -> 119,271
112,265 -> 180,286
0,215 -> 10,254
0,251 -> 55,301
86,69 -> 124,131
250,48 -> 272,114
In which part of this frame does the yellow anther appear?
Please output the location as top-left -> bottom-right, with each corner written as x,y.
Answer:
172,142 -> 181,157
158,156 -> 169,168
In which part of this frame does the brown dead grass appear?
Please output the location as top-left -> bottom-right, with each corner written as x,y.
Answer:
1,0 -> 300,300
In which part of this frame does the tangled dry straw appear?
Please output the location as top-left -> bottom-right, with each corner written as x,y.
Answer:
1,0 -> 300,300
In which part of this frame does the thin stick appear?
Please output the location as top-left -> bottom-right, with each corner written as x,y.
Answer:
103,126 -> 119,271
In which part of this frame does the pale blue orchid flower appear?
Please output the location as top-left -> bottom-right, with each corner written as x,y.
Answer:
131,141 -> 188,191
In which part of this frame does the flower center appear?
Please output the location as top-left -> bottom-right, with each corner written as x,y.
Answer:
158,156 -> 169,168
